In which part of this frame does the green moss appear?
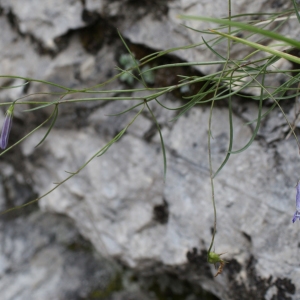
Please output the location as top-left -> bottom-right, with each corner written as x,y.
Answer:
87,273 -> 123,299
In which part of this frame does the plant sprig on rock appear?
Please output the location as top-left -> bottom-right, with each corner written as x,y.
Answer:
0,0 -> 300,280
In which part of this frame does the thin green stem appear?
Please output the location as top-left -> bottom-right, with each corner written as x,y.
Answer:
1,104 -> 145,214
207,0 -> 231,256
0,105 -> 58,157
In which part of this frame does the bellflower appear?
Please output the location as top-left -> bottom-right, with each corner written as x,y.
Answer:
292,181 -> 300,223
0,104 -> 14,150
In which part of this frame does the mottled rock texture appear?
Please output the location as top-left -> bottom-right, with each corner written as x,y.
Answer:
0,0 -> 299,299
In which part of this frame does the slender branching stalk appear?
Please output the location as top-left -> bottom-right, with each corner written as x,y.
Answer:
0,4 -> 299,280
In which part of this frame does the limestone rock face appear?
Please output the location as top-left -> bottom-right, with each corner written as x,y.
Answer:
0,209 -> 115,300
0,0 -> 85,49
0,0 -> 299,299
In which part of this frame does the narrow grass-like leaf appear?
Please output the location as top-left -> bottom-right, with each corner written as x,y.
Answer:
230,11 -> 293,19
145,102 -> 167,180
202,38 -> 227,61
245,72 -> 300,124
97,104 -> 145,157
0,81 -> 29,89
230,56 -> 285,154
0,105 -> 58,157
179,16 -> 300,49
140,61 -> 228,75
155,97 -> 194,111
0,104 -> 145,215
0,75 -> 85,92
171,80 -> 214,121
118,30 -> 147,87
23,102 -> 57,112
292,0 -> 300,24
106,101 -> 145,116
64,171 -> 76,175
115,65 -> 141,85
140,42 -> 205,62
213,95 -> 233,178
231,73 -> 265,154
210,30 -> 300,65
35,104 -> 59,147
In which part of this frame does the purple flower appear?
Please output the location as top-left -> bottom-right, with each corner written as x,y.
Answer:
292,181 -> 300,223
0,105 -> 14,150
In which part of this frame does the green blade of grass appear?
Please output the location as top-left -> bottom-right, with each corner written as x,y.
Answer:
179,15 -> 300,49
106,101 -> 145,116
211,29 -> 300,65
292,0 -> 300,24
0,105 -> 59,157
145,102 -> 167,180
0,81 -> 29,89
35,104 -> 59,147
1,104 -> 145,215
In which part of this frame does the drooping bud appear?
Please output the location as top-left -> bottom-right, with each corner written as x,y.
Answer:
292,181 -> 300,223
0,104 -> 14,149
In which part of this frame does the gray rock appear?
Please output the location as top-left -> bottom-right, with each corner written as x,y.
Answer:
0,0 -> 299,299
121,0 -> 295,76
19,97 -> 298,299
0,211 -> 116,300
0,14 -> 51,84
0,0 -> 85,50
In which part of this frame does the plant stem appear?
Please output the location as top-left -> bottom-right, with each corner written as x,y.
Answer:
207,0 -> 231,256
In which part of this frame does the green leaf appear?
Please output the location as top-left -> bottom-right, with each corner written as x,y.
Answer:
145,102 -> 167,180
35,104 -> 59,147
179,15 -> 300,49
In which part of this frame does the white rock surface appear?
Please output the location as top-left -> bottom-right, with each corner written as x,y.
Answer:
20,98 -> 299,299
0,211 -> 115,300
0,0 -> 85,50
0,0 -> 299,299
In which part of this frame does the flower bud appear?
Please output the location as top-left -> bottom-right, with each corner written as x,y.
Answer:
0,104 -> 14,149
292,181 -> 300,223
